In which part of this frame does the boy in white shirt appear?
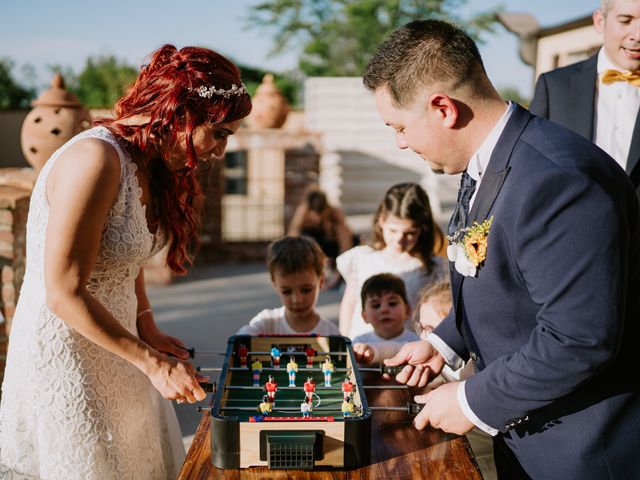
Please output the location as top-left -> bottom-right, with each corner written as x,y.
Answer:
237,236 -> 340,336
352,273 -> 419,347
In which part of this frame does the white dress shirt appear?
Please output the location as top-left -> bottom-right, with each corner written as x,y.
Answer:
594,49 -> 640,170
427,101 -> 515,437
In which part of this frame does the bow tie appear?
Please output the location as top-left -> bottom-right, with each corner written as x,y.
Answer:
601,69 -> 640,86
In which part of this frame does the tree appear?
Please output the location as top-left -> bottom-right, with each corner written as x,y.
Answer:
59,55 -> 138,109
0,58 -> 35,109
247,0 -> 501,77
499,87 -> 530,108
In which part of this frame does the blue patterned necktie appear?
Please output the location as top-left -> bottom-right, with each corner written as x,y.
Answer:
448,171 -> 477,237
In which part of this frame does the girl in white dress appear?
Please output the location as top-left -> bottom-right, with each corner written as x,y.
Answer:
0,45 -> 251,479
337,182 -> 447,339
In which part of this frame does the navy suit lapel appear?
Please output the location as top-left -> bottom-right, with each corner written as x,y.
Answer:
568,55 -> 597,141
452,105 -> 533,333
468,104 -> 531,224
627,112 -> 640,176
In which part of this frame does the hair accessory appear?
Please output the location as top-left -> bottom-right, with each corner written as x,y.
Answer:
194,83 -> 247,99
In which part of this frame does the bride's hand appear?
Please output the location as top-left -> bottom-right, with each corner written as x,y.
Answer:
138,314 -> 190,360
145,351 -> 208,403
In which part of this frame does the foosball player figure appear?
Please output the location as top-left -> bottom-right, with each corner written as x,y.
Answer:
286,356 -> 299,387
341,378 -> 355,402
300,396 -> 313,418
303,377 -> 316,401
341,396 -> 354,418
251,358 -> 263,387
270,346 -> 281,368
237,343 -> 249,368
305,346 -> 316,368
286,345 -> 297,354
322,355 -> 334,387
264,375 -> 278,403
258,395 -> 273,416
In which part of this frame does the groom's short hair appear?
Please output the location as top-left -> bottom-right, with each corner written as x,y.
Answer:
363,19 -> 487,107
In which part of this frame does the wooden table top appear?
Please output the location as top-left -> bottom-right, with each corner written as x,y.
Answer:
179,380 -> 483,480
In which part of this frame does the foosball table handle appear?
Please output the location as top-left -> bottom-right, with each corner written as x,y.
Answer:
199,382 -> 217,394
380,365 -> 407,376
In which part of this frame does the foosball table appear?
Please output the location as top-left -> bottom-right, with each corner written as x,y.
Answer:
181,334 -> 483,478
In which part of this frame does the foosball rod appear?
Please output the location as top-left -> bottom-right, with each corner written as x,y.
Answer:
369,403 -> 425,415
198,366 -> 358,373
223,385 -> 408,390
188,349 -> 348,358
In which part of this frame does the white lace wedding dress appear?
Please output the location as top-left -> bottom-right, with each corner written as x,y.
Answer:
0,127 -> 185,479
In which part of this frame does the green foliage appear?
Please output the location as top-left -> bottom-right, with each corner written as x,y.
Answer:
247,0 -> 502,76
237,62 -> 302,106
499,87 -> 530,108
0,58 -> 35,109
57,55 -> 138,109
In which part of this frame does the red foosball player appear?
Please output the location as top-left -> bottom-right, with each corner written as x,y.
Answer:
305,346 -> 316,368
237,344 -> 249,368
303,377 -> 316,401
258,395 -> 273,416
341,378 -> 355,402
264,375 -> 278,403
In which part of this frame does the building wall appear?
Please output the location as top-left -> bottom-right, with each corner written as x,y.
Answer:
304,77 -> 459,227
535,24 -> 602,78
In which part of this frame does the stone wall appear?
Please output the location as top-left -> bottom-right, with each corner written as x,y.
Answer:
0,168 -> 36,386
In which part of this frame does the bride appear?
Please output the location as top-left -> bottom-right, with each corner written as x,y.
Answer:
0,44 -> 251,479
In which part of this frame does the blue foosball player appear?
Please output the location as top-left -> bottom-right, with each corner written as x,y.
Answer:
300,396 -> 313,418
258,395 -> 273,416
341,397 -> 354,418
270,346 -> 281,368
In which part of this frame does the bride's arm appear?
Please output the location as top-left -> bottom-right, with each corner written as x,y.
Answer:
135,269 -> 190,359
44,138 -> 204,403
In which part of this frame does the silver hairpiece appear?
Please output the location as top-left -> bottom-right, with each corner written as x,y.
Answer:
194,83 -> 247,99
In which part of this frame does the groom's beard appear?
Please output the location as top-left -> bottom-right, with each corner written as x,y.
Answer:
431,168 -> 445,175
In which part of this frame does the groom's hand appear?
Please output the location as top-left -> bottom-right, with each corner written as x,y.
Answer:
384,340 -> 445,388
413,382 -> 474,435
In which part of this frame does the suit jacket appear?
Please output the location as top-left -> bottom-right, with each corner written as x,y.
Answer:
433,105 -> 640,479
529,53 -> 640,195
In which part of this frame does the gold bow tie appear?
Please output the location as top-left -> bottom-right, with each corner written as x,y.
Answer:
601,69 -> 640,86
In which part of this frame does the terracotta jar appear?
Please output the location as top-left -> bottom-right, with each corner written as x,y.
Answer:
20,73 -> 91,172
247,73 -> 290,129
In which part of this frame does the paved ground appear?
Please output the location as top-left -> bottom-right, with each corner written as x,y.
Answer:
146,262 -> 342,442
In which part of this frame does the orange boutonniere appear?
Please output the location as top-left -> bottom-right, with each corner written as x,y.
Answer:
447,217 -> 493,276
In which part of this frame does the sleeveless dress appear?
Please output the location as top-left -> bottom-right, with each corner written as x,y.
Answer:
0,127 -> 184,479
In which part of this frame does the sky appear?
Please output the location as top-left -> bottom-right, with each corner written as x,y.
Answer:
0,0 -> 599,99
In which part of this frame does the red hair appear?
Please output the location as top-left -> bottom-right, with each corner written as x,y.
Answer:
95,45 -> 252,274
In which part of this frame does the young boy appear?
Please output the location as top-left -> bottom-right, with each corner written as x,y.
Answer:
237,236 -> 341,335
352,273 -> 419,349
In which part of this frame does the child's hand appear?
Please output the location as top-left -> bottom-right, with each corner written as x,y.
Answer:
353,343 -> 374,364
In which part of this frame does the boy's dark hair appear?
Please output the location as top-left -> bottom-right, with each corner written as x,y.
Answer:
360,273 -> 409,307
267,235 -> 327,279
363,19 -> 486,108
412,277 -> 452,331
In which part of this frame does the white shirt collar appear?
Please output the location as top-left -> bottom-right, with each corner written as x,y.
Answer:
597,47 -> 628,74
466,101 -> 515,182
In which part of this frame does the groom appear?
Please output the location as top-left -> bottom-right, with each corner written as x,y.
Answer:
363,19 -> 640,479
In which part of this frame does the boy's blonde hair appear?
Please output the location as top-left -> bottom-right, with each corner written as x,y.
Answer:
267,235 -> 327,279
413,278 -> 452,332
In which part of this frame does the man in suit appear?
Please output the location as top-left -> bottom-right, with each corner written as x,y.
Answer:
363,19 -> 640,479
530,0 -> 640,195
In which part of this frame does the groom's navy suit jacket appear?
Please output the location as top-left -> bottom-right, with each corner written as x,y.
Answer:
434,105 -> 640,479
529,53 -> 640,197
